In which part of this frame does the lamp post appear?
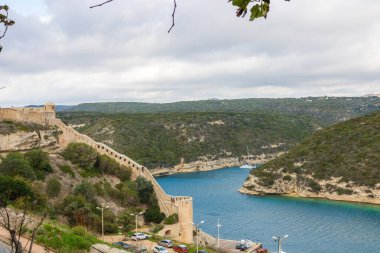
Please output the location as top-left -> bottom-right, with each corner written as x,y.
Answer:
130,211 -> 144,233
272,235 -> 288,253
194,220 -> 204,253
216,219 -> 222,250
96,205 -> 109,238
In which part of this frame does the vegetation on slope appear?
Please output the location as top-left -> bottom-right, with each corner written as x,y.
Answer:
59,112 -> 317,168
0,142 -> 166,251
251,111 -> 380,189
0,120 -> 48,135
67,97 -> 380,126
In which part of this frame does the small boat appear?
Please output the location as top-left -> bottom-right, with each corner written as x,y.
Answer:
240,146 -> 256,169
240,163 -> 256,169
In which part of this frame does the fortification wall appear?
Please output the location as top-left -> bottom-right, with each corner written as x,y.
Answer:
0,104 -> 194,243
0,107 -> 55,125
50,118 -> 194,243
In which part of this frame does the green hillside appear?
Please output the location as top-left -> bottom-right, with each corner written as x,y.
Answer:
67,97 -> 380,126
251,111 -> 380,188
59,112 -> 317,169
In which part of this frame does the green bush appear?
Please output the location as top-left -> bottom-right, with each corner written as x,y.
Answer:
282,175 -> 292,181
24,149 -> 52,180
164,214 -> 179,225
60,165 -> 75,178
307,179 -> 321,193
0,152 -> 36,180
336,187 -> 354,195
95,154 -> 132,181
0,176 -> 35,205
144,195 -> 165,224
74,181 -> 97,202
36,223 -> 99,252
62,143 -> 98,170
136,177 -> 154,204
152,224 -> 164,233
46,178 -> 61,198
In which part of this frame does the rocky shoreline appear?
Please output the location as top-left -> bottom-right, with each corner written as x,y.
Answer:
150,153 -> 281,177
240,174 -> 380,205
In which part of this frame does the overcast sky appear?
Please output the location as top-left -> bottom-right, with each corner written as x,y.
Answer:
0,0 -> 379,106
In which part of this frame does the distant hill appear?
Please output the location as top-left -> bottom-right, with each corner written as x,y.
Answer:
241,111 -> 380,204
25,105 -> 74,112
67,97 -> 380,126
59,112 -> 317,169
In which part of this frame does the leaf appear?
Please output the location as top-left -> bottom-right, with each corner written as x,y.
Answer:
232,0 -> 250,9
3,5 -> 8,11
250,5 -> 264,21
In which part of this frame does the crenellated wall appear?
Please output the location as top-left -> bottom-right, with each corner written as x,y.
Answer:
0,103 -> 194,243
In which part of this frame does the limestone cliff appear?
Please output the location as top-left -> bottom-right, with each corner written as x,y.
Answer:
240,173 -> 380,205
241,111 -> 380,205
0,121 -> 58,152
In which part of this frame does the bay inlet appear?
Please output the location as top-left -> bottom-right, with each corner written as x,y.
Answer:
156,167 -> 380,253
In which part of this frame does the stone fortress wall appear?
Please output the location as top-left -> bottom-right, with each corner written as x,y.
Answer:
0,103 -> 194,243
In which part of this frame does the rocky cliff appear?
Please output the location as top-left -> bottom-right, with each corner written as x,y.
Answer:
241,111 -> 380,205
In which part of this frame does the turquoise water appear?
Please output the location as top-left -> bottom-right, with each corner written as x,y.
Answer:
156,167 -> 380,253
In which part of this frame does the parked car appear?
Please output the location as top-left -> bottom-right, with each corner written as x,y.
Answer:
173,245 -> 189,253
159,240 -> 174,248
131,232 -> 149,240
240,240 -> 253,251
113,241 -> 132,249
153,246 -> 169,253
236,240 -> 245,249
195,250 -> 208,253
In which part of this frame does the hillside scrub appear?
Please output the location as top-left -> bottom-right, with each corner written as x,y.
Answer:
251,111 -> 380,188
62,143 -> 132,181
60,112 -> 318,168
0,149 -> 52,181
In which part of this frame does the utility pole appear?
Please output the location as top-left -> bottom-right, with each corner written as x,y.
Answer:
96,205 -> 109,238
272,235 -> 288,253
194,220 -> 205,253
216,219 -> 222,250
130,211 -> 144,233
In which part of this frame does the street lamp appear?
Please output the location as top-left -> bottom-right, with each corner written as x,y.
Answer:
130,211 -> 144,233
216,219 -> 222,250
272,235 -> 288,253
194,220 -> 204,253
96,205 -> 109,238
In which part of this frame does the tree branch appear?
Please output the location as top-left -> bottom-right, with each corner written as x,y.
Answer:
90,0 -> 115,9
168,0 -> 177,33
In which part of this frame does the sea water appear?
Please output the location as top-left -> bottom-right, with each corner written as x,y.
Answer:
156,167 -> 380,253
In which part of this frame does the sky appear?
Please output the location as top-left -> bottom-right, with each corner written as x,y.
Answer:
0,0 -> 380,106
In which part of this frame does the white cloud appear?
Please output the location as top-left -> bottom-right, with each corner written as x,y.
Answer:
0,0 -> 380,106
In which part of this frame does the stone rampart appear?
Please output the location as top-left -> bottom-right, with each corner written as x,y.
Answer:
0,104 -> 193,243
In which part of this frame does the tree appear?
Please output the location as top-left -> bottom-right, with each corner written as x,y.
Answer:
0,197 -> 47,253
90,0 -> 291,32
0,5 -> 15,53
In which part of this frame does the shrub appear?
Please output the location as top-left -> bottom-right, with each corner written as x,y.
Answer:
152,224 -> 164,233
164,214 -> 179,225
0,152 -> 36,180
336,187 -> 354,195
95,155 -> 132,181
74,181 -> 97,202
307,179 -> 321,193
0,176 -> 35,205
46,178 -> 61,198
62,143 -> 97,170
144,195 -> 165,224
36,224 -> 99,252
60,165 -> 75,178
282,175 -> 292,181
24,149 -> 52,179
136,177 -> 154,204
